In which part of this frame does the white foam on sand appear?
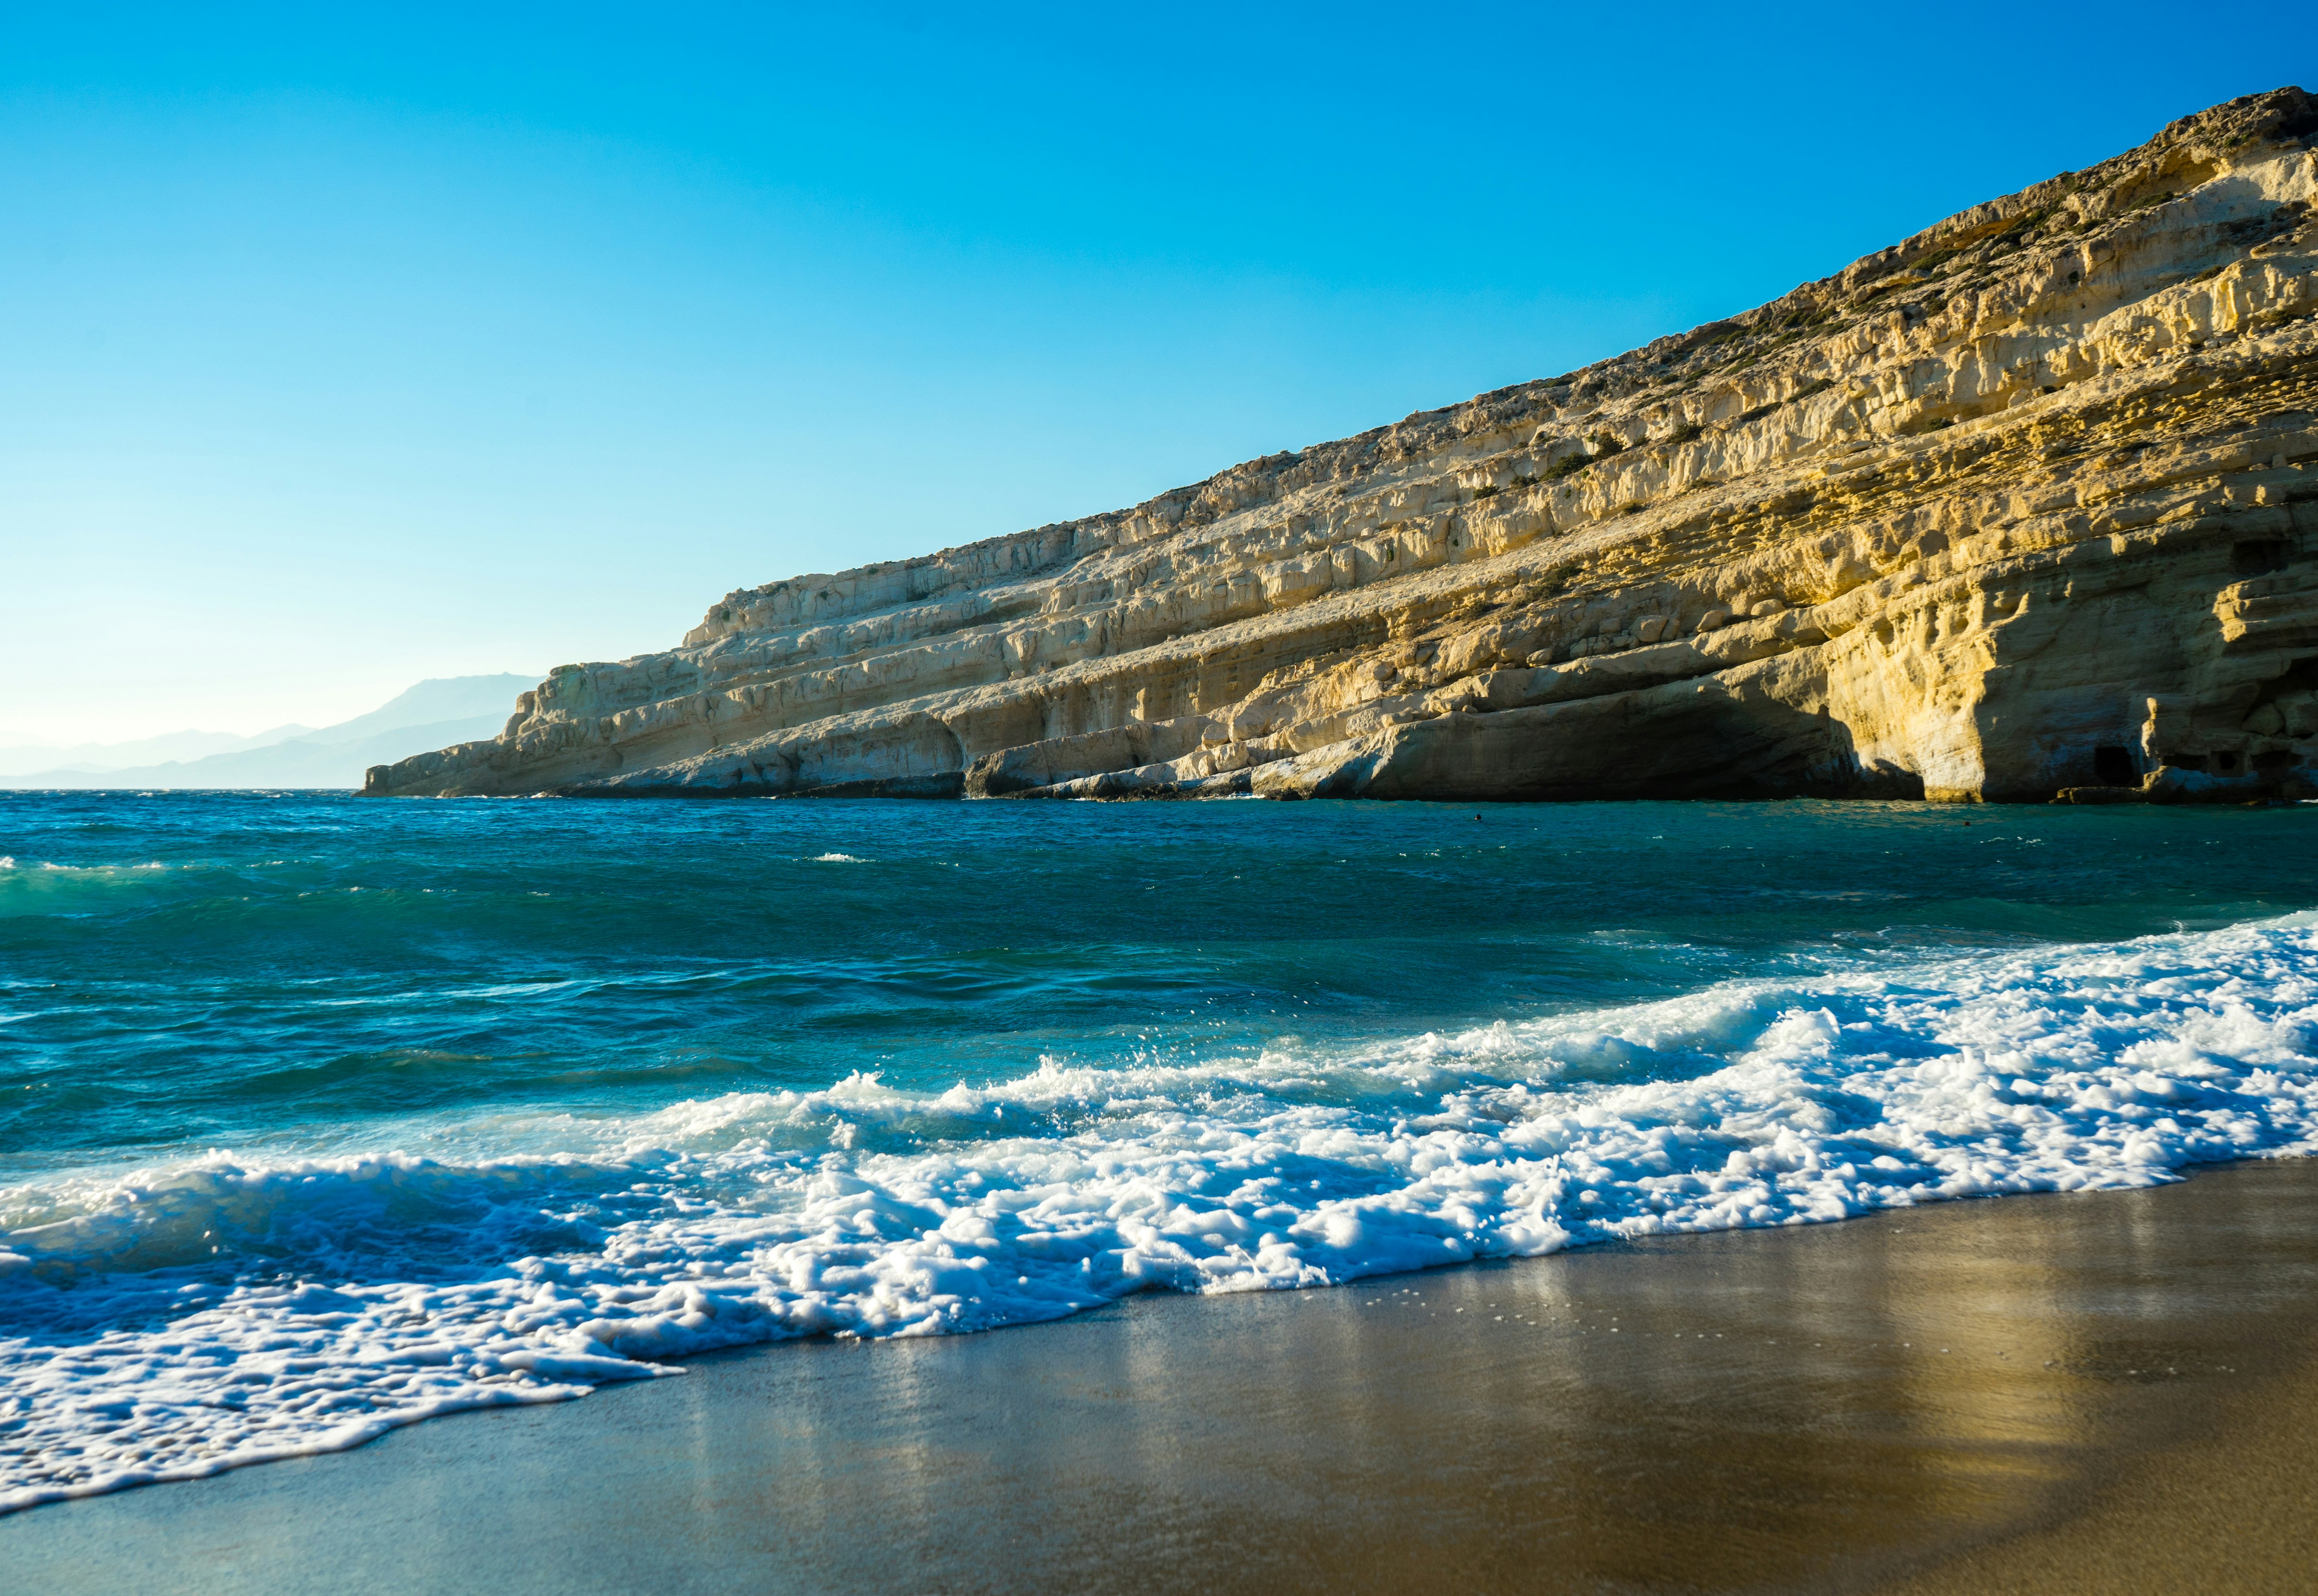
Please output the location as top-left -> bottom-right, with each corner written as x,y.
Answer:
5,914 -> 2315,1510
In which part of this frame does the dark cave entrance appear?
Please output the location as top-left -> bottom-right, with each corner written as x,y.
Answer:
2093,745 -> 2137,786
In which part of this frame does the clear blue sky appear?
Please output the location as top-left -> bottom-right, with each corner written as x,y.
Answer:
6,3 -> 2311,743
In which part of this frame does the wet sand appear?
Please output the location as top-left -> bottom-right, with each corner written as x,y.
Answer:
7,1157 -> 2317,1595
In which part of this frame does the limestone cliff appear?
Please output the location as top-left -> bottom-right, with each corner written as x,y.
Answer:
368,89 -> 2318,806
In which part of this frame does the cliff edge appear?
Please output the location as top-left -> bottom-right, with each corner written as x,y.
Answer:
369,89 -> 2318,805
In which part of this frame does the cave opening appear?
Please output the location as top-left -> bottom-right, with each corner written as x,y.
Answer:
2232,540 -> 2290,577
2093,745 -> 2137,785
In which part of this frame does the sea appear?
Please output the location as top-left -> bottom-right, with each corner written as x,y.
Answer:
4,790 -> 2315,1512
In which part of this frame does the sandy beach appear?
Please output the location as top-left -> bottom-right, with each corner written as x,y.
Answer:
5,1156 -> 2313,1594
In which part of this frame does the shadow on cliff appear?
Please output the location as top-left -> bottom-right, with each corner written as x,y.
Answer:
1322,681 -> 1924,803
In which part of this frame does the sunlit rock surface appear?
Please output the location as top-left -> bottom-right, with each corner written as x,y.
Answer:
368,89 -> 2318,805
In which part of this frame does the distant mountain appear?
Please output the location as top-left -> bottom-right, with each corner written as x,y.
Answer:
293,677 -> 538,748
4,675 -> 536,790
0,724 -> 315,779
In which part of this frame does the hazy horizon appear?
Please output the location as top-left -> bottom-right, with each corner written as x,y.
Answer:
0,670 -> 540,753
8,3 -> 2309,744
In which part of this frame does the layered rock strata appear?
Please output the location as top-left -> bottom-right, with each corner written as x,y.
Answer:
369,89 -> 2318,805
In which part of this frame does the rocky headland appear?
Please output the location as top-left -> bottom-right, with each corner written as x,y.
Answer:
368,89 -> 2318,805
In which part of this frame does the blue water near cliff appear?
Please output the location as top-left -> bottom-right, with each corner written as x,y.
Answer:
4,790 -> 2317,1509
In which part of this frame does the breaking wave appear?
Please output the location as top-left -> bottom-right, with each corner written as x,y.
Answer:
5,912 -> 2314,1512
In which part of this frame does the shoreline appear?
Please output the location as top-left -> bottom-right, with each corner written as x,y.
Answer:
6,1157 -> 2317,1593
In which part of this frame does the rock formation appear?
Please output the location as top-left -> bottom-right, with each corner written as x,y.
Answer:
367,89 -> 2318,806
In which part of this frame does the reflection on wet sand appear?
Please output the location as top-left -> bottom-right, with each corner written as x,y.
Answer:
10,1159 -> 2318,1595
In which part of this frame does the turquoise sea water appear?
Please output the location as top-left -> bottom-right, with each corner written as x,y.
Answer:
4,792 -> 2317,1509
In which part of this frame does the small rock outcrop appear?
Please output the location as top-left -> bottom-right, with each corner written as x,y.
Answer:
368,89 -> 2318,805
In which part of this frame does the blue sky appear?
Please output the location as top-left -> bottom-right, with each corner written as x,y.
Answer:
6,4 -> 2312,743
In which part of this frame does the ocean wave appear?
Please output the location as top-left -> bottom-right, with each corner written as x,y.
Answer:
4,913 -> 2315,1511
0,859 -> 169,877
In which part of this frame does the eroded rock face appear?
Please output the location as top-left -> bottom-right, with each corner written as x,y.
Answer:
367,88 -> 2318,806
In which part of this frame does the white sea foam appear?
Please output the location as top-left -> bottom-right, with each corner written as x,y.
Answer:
4,914 -> 2316,1510
0,859 -> 169,881
807,852 -> 868,863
